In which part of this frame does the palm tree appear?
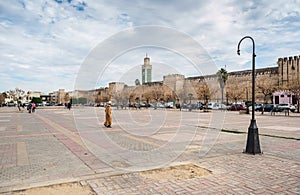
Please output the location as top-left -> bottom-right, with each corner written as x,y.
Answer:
217,68 -> 228,105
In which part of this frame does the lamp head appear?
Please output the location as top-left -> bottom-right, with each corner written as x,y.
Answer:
237,49 -> 240,55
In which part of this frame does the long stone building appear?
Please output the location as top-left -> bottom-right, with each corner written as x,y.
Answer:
51,55 -> 300,106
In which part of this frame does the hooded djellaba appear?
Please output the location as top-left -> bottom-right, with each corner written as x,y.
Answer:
104,101 -> 112,128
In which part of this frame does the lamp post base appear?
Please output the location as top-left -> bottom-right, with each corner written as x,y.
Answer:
245,119 -> 261,154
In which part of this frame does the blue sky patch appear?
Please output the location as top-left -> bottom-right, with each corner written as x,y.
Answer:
72,1 -> 87,11
54,0 -> 63,4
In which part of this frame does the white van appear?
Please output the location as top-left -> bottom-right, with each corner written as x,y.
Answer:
208,102 -> 227,110
207,102 -> 218,109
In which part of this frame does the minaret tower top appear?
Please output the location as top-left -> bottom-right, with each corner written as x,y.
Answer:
144,53 -> 150,65
142,54 -> 152,84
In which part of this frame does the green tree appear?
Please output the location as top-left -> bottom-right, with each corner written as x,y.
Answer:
72,97 -> 87,104
31,97 -> 42,104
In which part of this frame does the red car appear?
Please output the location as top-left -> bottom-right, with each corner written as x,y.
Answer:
228,103 -> 247,111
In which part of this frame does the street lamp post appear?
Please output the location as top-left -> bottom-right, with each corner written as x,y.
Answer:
237,36 -> 261,154
226,92 -> 229,106
188,93 -> 193,112
246,87 -> 249,102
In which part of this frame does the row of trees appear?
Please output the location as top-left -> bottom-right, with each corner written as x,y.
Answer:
95,68 -> 300,109
0,88 -> 44,111
95,85 -> 177,108
2,67 -> 299,112
0,88 -> 26,110
217,68 -> 300,113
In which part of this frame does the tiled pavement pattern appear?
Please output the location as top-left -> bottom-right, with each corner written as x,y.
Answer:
0,107 -> 299,194
0,143 -> 16,168
87,154 -> 299,194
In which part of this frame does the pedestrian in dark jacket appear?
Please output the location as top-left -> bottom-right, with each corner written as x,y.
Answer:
67,102 -> 72,110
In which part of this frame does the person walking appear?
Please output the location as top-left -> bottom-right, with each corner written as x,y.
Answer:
31,102 -> 36,113
104,101 -> 112,128
67,102 -> 72,110
27,103 -> 32,113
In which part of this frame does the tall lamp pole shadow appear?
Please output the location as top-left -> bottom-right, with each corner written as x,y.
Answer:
237,36 -> 262,154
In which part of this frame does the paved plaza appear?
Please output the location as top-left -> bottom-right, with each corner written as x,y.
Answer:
0,106 -> 299,194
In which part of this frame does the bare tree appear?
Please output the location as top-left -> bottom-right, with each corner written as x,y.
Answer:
95,91 -> 101,105
102,94 -> 110,104
176,89 -> 187,110
119,89 -> 131,109
6,88 -> 25,111
226,83 -> 244,103
95,92 -> 110,106
195,83 -> 211,109
151,85 -> 164,109
256,77 -> 277,103
64,93 -> 70,103
0,93 -> 6,106
142,91 -> 153,107
162,85 -> 175,103
112,91 -> 122,109
129,92 -> 136,107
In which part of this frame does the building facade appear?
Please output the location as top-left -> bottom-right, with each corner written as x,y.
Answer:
42,54 -> 299,106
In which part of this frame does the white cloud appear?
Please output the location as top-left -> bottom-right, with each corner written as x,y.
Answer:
1,0 -> 300,93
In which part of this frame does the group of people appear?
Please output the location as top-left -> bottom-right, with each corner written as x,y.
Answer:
24,100 -> 112,128
64,100 -> 111,128
27,102 -> 36,113
65,102 -> 72,110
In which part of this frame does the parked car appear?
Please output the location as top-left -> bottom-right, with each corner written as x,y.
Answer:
139,102 -> 147,107
165,102 -> 174,108
261,104 -> 273,112
207,102 -> 218,109
7,103 -> 16,107
277,103 -> 296,112
207,102 -> 227,110
260,104 -> 281,112
254,104 -> 263,111
182,103 -> 188,109
215,103 -> 227,110
228,103 -> 247,111
191,103 -> 203,110
197,102 -> 204,110
156,103 -> 165,108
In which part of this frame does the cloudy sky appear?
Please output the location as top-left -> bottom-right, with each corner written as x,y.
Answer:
1,0 -> 300,94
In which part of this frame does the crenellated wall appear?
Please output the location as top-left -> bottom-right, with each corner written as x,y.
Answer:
53,55 -> 299,105
278,55 -> 300,87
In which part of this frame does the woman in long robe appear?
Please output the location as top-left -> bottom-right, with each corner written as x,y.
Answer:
104,101 -> 112,128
